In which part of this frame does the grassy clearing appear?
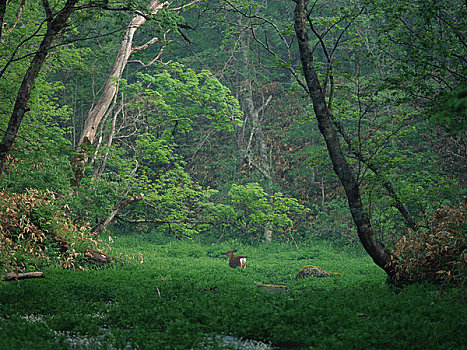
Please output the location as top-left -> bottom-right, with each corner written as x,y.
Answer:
0,234 -> 465,349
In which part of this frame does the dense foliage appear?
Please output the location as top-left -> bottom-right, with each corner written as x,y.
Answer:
0,0 -> 465,282
0,2 -> 465,347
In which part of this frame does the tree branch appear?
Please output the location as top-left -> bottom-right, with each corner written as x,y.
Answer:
169,0 -> 204,11
116,216 -> 214,225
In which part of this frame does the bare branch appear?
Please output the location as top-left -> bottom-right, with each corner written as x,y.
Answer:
2,0 -> 26,37
169,0 -> 204,11
130,30 -> 171,67
116,216 -> 214,225
256,95 -> 272,115
132,35 -> 162,52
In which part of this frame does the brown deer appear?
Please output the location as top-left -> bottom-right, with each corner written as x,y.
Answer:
224,250 -> 247,269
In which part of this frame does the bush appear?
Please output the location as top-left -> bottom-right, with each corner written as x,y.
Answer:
389,199 -> 466,286
0,189 -> 103,273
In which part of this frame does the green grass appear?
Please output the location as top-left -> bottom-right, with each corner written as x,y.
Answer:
1,234 -> 466,349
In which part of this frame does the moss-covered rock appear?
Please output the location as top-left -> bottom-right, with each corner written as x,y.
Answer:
296,265 -> 341,279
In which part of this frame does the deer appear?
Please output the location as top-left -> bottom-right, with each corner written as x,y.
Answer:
224,249 -> 247,269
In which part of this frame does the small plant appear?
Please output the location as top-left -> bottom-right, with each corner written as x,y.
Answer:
389,199 -> 466,286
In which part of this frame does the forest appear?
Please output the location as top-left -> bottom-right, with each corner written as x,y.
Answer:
0,0 -> 466,348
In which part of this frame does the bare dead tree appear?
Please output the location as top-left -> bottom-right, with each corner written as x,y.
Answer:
71,0 -> 169,187
0,0 -> 163,179
72,0 -> 206,188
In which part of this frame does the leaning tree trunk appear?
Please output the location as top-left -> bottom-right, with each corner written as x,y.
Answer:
293,0 -> 394,276
91,193 -> 143,236
0,0 -> 78,178
70,0 -> 166,187
331,117 -> 419,231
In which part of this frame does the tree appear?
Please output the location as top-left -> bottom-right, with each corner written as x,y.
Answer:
368,0 -> 467,184
70,64 -> 242,236
210,0 -> 461,276
0,0 -> 156,179
292,0 -> 393,275
70,0 -> 169,187
225,182 -> 307,243
0,0 -> 79,177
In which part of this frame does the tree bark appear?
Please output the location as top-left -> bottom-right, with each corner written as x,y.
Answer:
0,0 -> 79,178
293,0 -> 394,276
71,0 -> 166,187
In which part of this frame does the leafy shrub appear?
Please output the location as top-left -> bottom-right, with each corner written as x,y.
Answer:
0,189 -> 104,273
389,199 -> 466,286
220,183 -> 309,241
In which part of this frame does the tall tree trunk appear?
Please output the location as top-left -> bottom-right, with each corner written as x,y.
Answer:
243,90 -> 273,241
0,0 -> 78,178
92,103 -> 122,180
70,0 -> 165,187
293,0 -> 394,276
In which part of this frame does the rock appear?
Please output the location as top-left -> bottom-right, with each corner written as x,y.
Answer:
295,265 -> 339,279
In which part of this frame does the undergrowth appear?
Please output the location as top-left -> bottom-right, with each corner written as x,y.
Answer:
0,189 -> 103,273
0,234 -> 465,349
390,199 -> 466,287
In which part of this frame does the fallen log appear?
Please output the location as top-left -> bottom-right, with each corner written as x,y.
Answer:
84,248 -> 119,265
2,272 -> 45,281
256,282 -> 287,294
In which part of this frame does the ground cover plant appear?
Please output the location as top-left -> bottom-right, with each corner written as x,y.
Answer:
1,234 -> 465,349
